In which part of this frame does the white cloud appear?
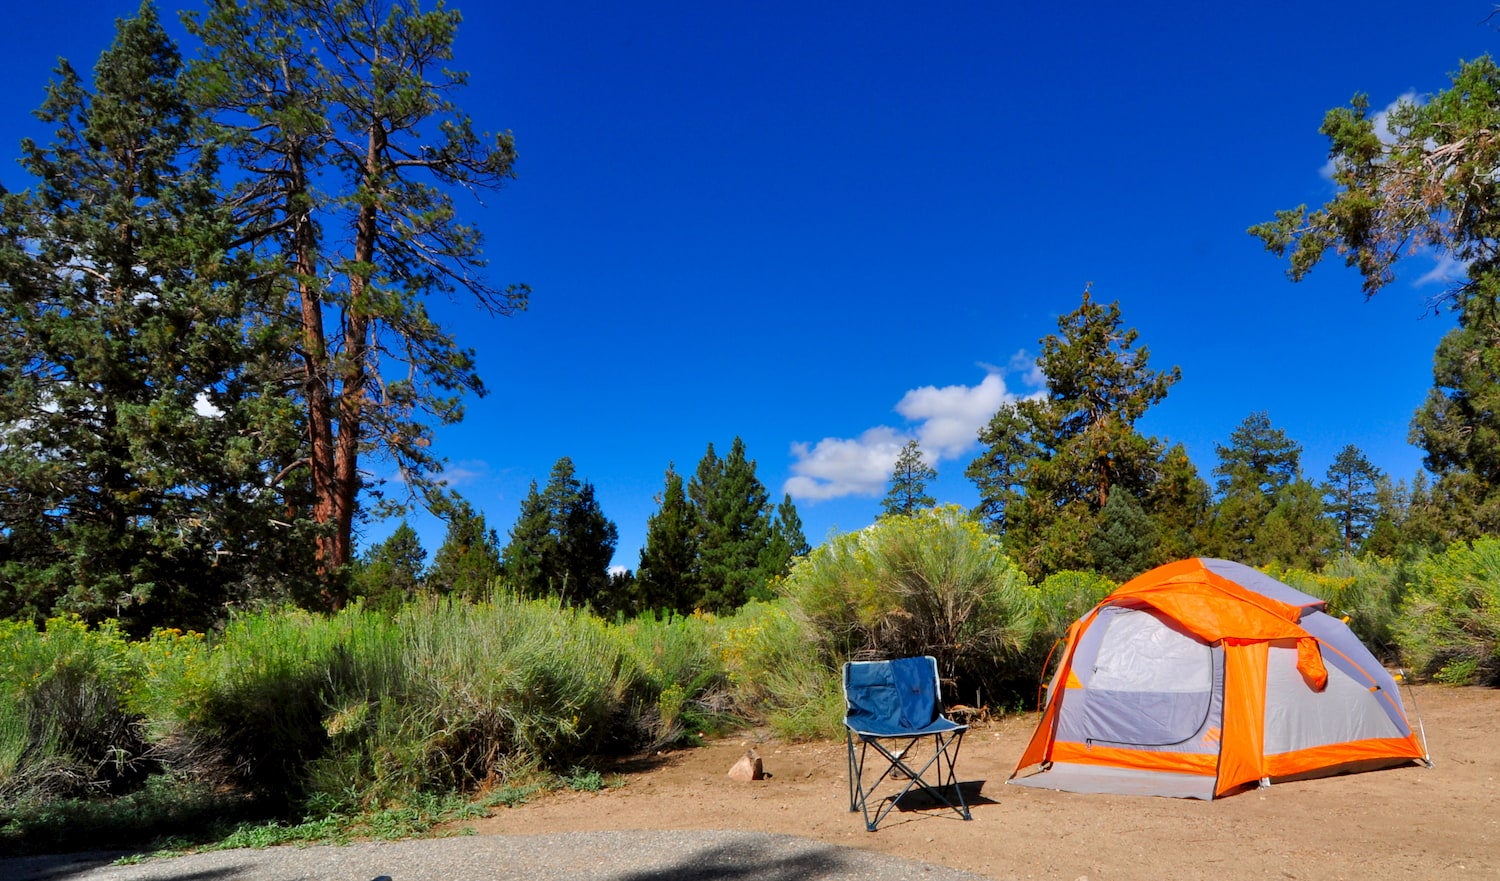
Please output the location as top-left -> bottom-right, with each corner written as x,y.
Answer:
897,373 -> 1012,460
785,426 -> 906,501
192,392 -> 223,418
438,460 -> 490,488
1414,250 -> 1469,287
786,362 -> 1036,502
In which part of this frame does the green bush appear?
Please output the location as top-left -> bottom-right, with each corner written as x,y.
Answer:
1395,538 -> 1500,685
713,599 -> 843,739
1274,555 -> 1405,660
615,609 -> 726,748
778,505 -> 1037,709
0,616 -> 150,806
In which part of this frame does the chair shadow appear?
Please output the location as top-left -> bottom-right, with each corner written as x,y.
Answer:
889,779 -> 994,813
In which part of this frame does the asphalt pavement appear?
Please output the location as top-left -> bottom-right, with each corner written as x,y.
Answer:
1,830 -> 993,881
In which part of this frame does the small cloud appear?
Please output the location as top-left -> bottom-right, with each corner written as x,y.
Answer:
785,427 -> 905,501
1414,250 -> 1469,287
193,392 -> 223,419
1007,350 -> 1047,392
786,361 -> 1034,502
897,372 -> 1012,460
438,460 -> 491,488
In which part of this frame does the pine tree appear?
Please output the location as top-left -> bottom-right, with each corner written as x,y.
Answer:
426,498 -> 502,601
637,466 -> 700,614
351,521 -> 426,610
1147,442 -> 1212,562
501,480 -> 551,598
1322,444 -> 1384,553
1208,412 -> 1302,559
1255,480 -> 1337,570
1253,58 -> 1500,541
965,287 -> 1181,578
184,0 -> 528,600
881,439 -> 937,517
762,493 -> 810,583
688,438 -> 774,611
0,4 -> 307,630
500,458 -> 617,608
1088,489 -> 1157,582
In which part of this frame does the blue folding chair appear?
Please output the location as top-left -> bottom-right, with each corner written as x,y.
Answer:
843,655 -> 972,831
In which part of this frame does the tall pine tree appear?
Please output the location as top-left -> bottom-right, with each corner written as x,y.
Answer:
426,497 -> 502,601
184,0 -> 528,601
1252,58 -> 1500,540
0,4 -> 306,629
965,288 -> 1181,579
500,457 -> 617,608
1322,444 -> 1383,554
688,438 -> 774,611
1209,411 -> 1302,559
637,466 -> 700,614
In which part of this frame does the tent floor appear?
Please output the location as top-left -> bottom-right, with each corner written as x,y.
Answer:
1008,762 -> 1217,800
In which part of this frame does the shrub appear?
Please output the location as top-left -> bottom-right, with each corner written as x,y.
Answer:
714,600 -> 843,739
1274,555 -> 1405,661
0,616 -> 150,806
1395,538 -> 1500,685
779,506 -> 1036,708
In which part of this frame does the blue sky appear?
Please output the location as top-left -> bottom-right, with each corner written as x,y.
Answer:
0,1 -> 1488,569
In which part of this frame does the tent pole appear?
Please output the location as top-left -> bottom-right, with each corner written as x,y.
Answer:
1397,667 -> 1434,767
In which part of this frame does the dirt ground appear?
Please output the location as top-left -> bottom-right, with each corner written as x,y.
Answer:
459,684 -> 1499,881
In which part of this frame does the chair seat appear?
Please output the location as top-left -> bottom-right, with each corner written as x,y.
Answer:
847,716 -> 965,738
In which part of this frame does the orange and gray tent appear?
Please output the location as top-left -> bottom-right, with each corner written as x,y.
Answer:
1009,558 -> 1429,799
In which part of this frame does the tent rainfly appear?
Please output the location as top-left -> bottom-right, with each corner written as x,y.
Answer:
1009,558 -> 1429,799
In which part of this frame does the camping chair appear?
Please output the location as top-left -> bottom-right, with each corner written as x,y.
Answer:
843,655 -> 972,831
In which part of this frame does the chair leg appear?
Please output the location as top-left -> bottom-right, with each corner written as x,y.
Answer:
847,731 -> 972,831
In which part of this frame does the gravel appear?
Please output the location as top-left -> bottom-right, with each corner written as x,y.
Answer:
2,830 -> 992,881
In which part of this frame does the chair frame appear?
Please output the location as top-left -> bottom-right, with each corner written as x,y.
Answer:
843,656 -> 972,831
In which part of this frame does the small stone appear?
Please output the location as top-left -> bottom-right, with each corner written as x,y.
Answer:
727,748 -> 765,782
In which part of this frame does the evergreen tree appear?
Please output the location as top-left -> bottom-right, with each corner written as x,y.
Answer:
500,458 -> 617,608
501,480 -> 550,597
688,438 -> 774,611
426,498 -> 502,601
1410,288 -> 1500,535
1322,444 -> 1383,553
1146,442 -> 1212,562
762,493 -> 810,582
1088,489 -> 1157,582
1253,57 -> 1500,542
965,287 -> 1181,578
1255,479 -> 1337,570
881,439 -> 937,517
0,4 -> 307,630
1208,412 -> 1302,559
1361,475 -> 1407,558
637,466 -> 700,614
351,521 -> 426,611
184,0 -> 528,599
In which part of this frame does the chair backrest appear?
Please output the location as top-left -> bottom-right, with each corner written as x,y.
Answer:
843,656 -> 941,733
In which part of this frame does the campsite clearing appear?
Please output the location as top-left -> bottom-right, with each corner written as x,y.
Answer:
459,683 -> 1499,880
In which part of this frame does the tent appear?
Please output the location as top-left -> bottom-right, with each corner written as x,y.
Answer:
1009,558 -> 1429,799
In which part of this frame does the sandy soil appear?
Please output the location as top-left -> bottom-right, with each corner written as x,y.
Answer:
459,684 -> 1499,881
